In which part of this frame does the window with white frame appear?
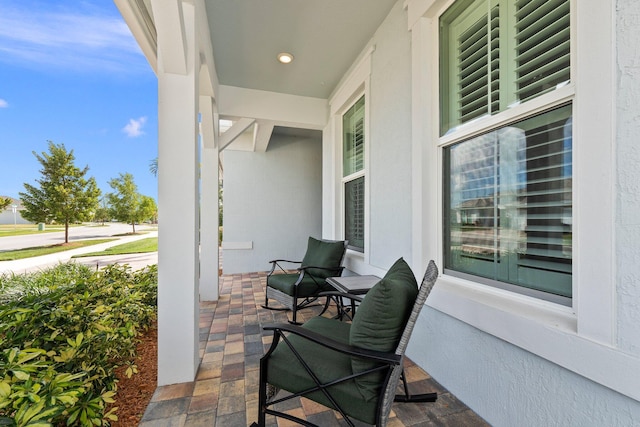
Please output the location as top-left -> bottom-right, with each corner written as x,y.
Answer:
343,95 -> 365,252
440,0 -> 572,304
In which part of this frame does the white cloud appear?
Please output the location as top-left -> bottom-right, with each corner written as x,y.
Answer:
123,116 -> 148,137
0,2 -> 148,74
0,99 -> 7,108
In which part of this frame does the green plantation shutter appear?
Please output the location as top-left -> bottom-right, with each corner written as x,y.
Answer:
440,0 -> 570,135
345,176 -> 365,252
440,0 -> 494,133
457,3 -> 500,125
444,104 -> 572,302
514,106 -> 572,297
343,96 -> 365,253
343,96 -> 365,177
515,0 -> 571,102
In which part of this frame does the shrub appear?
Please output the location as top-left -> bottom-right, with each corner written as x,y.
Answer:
0,263 -> 157,426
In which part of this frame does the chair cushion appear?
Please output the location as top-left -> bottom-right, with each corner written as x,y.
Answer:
267,273 -> 333,298
301,237 -> 345,279
266,317 -> 379,425
349,257 -> 418,401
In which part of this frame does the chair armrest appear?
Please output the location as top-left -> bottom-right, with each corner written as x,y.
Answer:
268,259 -> 302,276
293,266 -> 345,287
263,323 -> 401,365
269,259 -> 302,264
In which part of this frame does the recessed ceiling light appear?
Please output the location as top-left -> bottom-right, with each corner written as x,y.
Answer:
277,52 -> 294,64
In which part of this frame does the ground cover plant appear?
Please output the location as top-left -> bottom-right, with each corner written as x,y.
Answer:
0,262 -> 157,426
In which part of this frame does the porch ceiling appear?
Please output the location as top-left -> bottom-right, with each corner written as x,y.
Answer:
204,0 -> 397,99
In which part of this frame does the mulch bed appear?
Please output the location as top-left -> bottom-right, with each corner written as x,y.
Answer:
106,323 -> 157,426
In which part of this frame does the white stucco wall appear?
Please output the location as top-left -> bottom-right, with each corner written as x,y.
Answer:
222,132 -> 323,274
417,309 -> 640,426
330,0 -> 640,425
367,0 -> 414,270
0,210 -> 30,225
615,0 -> 640,357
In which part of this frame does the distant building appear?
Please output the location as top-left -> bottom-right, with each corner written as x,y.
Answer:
0,197 -> 31,225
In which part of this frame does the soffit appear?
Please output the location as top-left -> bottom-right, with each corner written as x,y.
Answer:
204,0 -> 396,99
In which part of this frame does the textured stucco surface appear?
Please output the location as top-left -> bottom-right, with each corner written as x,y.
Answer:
410,308 -> 640,426
367,1 -> 414,271
223,134 -> 322,274
615,0 -> 640,355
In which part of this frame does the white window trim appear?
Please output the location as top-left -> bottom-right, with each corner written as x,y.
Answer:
342,169 -> 365,253
407,0 -> 639,402
329,47 -> 373,266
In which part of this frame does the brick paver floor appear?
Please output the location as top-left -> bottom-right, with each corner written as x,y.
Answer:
140,272 -> 490,426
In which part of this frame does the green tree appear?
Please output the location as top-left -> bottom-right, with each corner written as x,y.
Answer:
218,179 -> 223,224
0,196 -> 11,212
107,173 -> 155,233
93,197 -> 111,225
137,195 -> 158,224
149,157 -> 158,176
19,141 -> 101,243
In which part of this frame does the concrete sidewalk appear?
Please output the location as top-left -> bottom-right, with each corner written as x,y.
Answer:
0,231 -> 158,275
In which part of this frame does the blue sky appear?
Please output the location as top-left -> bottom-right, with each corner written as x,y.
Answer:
0,0 -> 158,202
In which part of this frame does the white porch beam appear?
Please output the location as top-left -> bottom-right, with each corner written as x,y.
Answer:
199,63 -> 216,98
224,131 -> 255,152
156,1 -> 200,386
150,0 -> 187,75
195,0 -> 218,97
114,0 -> 157,72
218,85 -> 328,130
200,95 -> 220,301
253,121 -> 274,152
219,117 -> 256,152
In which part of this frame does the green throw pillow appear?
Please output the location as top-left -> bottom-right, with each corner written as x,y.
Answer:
301,237 -> 346,279
349,258 -> 418,401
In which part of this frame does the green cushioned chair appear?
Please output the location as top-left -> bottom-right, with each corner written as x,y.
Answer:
252,259 -> 439,427
263,237 -> 347,324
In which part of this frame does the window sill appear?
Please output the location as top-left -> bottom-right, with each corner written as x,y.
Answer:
427,274 -> 640,402
431,274 -> 576,333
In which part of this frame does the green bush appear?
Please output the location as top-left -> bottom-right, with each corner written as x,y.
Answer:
0,263 -> 157,426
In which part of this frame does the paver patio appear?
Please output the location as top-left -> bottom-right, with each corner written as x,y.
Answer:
140,271 -> 490,426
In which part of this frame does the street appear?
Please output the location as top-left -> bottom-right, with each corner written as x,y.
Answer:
0,223 -> 153,251
0,223 -> 158,274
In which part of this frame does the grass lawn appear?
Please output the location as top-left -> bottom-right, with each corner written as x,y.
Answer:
74,237 -> 158,258
0,239 -> 117,261
0,224 -> 72,237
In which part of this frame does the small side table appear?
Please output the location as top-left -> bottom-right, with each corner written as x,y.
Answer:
326,275 -> 380,319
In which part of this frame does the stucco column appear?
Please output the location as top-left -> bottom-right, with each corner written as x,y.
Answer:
154,0 -> 200,385
410,16 -> 437,274
200,95 -> 219,301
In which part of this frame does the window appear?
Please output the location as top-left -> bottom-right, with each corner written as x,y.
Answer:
440,0 -> 570,135
343,96 -> 365,252
440,0 -> 571,302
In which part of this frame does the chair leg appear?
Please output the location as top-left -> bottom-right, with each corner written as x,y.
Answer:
290,303 -> 300,325
394,370 -> 438,403
253,353 -> 269,427
261,288 -> 292,313
317,295 -> 332,316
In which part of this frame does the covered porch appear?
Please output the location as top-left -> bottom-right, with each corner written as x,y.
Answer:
114,0 -> 640,425
138,271 -> 488,426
